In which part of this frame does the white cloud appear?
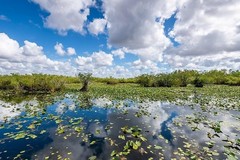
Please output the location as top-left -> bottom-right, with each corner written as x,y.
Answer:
111,48 -> 126,59
164,51 -> 240,71
75,56 -> 92,66
163,0 -> 240,70
88,18 -> 107,35
131,59 -> 159,73
0,33 -> 76,75
75,51 -> 113,68
22,40 -> 44,56
103,0 -> 240,70
169,0 -> 240,56
91,51 -> 113,66
54,43 -> 65,56
103,0 -> 175,62
54,42 -> 76,56
103,0 -> 175,49
67,47 -> 76,56
75,51 -> 137,77
0,33 -> 132,77
0,33 -> 22,59
90,65 -> 133,78
2,0 -> 240,76
32,0 -> 94,35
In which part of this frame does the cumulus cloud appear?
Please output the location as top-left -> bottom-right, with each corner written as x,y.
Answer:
88,18 -> 107,35
54,42 -> 76,56
0,33 -> 22,59
164,51 -> 240,71
32,0 -> 94,35
75,51 -> 133,77
75,56 -> 92,66
103,0 -> 240,70
163,0 -> 240,70
0,33 -> 132,77
75,51 -> 113,68
111,48 -> 126,59
67,47 -> 76,55
2,0 -> 240,76
54,43 -> 65,56
23,40 -> 44,56
131,59 -> 161,74
0,33 -> 76,75
103,0 -> 176,62
91,51 -> 113,66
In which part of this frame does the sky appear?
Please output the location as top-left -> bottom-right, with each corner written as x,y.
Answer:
0,0 -> 240,77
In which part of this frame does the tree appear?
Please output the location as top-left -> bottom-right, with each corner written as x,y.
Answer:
78,73 -> 92,92
193,75 -> 204,88
179,72 -> 188,87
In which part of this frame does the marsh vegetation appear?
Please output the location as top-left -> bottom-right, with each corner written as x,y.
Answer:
0,69 -> 239,160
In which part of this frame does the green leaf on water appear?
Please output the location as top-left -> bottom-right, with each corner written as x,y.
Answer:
40,130 -> 46,134
55,119 -> 63,124
111,150 -> 117,157
13,132 -> 27,140
96,129 -> 101,134
154,145 -> 162,150
118,135 -> 125,140
74,127 -> 83,133
27,124 -> 35,129
57,127 -> 65,134
29,134 -> 37,139
88,156 -> 97,160
90,141 -> 96,145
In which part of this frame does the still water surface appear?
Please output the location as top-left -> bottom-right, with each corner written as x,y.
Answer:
0,95 -> 239,160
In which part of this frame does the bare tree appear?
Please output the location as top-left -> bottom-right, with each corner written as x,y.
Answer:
78,73 -> 92,92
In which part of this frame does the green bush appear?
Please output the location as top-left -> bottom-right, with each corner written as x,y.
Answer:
226,77 -> 240,86
193,76 -> 204,88
0,80 -> 15,90
137,74 -> 154,87
106,78 -> 119,85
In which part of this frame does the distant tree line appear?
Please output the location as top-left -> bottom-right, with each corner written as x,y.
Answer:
137,70 -> 240,87
0,70 -> 239,93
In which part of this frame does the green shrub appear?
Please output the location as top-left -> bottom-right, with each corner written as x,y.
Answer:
0,80 -> 14,90
137,75 -> 154,87
226,77 -> 240,86
106,78 -> 119,85
193,76 -> 204,88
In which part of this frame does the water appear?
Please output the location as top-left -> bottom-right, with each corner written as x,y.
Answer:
0,95 -> 239,160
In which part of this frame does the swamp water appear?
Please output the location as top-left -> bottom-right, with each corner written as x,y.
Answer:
0,94 -> 239,160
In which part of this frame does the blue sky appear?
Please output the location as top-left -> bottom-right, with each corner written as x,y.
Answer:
0,0 -> 239,77
0,0 -> 107,57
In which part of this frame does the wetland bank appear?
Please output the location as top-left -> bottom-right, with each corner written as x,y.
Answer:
0,72 -> 240,160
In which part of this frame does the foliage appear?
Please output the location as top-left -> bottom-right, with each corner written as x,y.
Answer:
0,74 -> 66,93
137,70 -> 240,87
193,75 -> 204,87
106,78 -> 119,85
0,70 -> 239,93
93,77 -> 137,84
78,72 -> 92,92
